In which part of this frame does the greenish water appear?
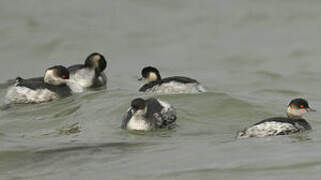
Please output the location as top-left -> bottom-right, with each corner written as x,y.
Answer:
1,0 -> 321,179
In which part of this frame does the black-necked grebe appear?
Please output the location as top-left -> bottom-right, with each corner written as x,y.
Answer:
68,52 -> 107,88
121,98 -> 177,131
238,98 -> 315,138
5,65 -> 82,104
138,66 -> 205,94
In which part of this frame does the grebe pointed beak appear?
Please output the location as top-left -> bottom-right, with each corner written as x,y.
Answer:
307,108 -> 316,112
138,77 -> 144,81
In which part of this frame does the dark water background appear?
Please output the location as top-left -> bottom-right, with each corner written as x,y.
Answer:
1,0 -> 321,179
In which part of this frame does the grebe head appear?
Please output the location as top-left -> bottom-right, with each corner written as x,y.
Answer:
84,52 -> 107,73
130,98 -> 148,116
287,98 -> 316,118
139,66 -> 161,83
44,65 -> 70,86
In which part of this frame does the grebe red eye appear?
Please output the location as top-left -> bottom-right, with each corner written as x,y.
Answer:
138,105 -> 143,109
300,105 -> 304,108
62,75 -> 67,79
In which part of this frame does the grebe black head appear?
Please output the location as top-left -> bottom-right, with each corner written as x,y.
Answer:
44,65 -> 70,86
131,98 -> 147,112
287,98 -> 316,118
139,66 -> 162,82
84,52 -> 107,73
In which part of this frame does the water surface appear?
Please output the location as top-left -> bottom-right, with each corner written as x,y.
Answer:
1,0 -> 321,179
